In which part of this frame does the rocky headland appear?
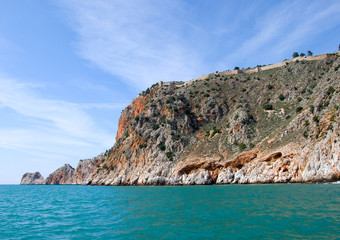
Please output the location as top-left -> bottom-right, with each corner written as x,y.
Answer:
21,52 -> 340,185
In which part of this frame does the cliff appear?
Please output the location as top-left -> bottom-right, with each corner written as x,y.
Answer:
21,52 -> 340,185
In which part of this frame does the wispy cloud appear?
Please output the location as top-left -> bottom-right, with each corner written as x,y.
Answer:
0,76 -> 124,158
274,1 -> 340,54
59,0 -> 340,86
58,0 -> 206,89
221,0 -> 340,69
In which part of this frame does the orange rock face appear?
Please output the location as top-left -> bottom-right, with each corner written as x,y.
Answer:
116,96 -> 146,141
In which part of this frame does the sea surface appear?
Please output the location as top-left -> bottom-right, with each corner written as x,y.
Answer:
0,184 -> 339,239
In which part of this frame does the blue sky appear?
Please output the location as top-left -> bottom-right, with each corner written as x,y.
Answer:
0,0 -> 339,184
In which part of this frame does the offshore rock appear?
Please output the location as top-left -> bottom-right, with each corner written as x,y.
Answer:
20,172 -> 45,185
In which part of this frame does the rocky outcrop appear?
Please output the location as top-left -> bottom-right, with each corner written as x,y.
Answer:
72,155 -> 104,184
20,172 -> 45,185
21,52 -> 340,185
45,164 -> 75,185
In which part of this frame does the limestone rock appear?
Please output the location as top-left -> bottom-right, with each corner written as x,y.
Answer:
45,164 -> 75,185
20,172 -> 45,185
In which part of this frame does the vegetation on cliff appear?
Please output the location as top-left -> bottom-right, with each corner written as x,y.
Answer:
21,52 -> 340,185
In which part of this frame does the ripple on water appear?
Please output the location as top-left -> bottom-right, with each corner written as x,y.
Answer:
0,184 -> 339,239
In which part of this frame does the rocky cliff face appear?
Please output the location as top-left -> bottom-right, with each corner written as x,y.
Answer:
44,164 -> 75,185
21,52 -> 340,185
20,172 -> 45,185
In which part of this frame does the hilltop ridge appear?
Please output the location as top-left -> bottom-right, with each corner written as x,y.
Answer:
21,51 -> 340,185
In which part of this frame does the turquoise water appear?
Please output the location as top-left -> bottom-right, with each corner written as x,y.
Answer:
0,184 -> 339,239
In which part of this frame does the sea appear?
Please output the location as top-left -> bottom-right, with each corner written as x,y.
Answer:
0,184 -> 339,239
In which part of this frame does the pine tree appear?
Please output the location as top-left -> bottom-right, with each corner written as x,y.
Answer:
292,52 -> 299,58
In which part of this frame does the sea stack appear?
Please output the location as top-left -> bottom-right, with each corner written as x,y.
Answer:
20,172 -> 45,185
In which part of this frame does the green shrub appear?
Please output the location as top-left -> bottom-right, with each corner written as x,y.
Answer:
267,84 -> 274,90
135,115 -> 139,121
279,94 -> 285,101
263,104 -> 274,110
297,97 -> 302,102
327,86 -> 335,95
247,114 -> 254,121
152,124 -> 160,130
313,116 -> 319,123
330,115 -> 335,121
296,106 -> 303,113
238,143 -> 246,151
159,144 -> 166,151
139,143 -> 147,149
211,127 -> 221,137
303,131 -> 308,138
174,134 -> 181,141
165,151 -> 174,159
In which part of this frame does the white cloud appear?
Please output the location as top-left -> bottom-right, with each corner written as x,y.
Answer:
274,2 -> 340,54
0,75 -> 125,183
58,0 -> 206,90
220,0 -> 340,69
0,77 -> 94,138
0,76 -> 123,155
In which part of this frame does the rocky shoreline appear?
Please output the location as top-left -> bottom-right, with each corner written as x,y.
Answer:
21,52 -> 340,186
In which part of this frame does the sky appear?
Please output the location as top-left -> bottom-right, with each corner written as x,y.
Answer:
0,0 -> 339,184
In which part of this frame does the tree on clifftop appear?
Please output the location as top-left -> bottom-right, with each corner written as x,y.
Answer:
300,53 -> 305,57
292,52 -> 299,58
307,50 -> 313,56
